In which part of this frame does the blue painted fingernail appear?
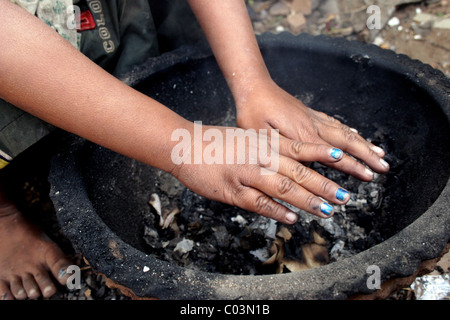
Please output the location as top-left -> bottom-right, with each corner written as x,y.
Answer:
336,188 -> 349,201
330,148 -> 343,159
320,203 -> 333,215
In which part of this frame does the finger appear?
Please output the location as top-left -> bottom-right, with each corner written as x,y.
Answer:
278,136 -> 345,163
248,170 -> 335,219
232,185 -> 299,224
277,156 -> 350,205
315,113 -> 387,158
344,127 -> 387,158
318,125 -> 389,173
314,111 -> 344,128
322,153 -> 376,182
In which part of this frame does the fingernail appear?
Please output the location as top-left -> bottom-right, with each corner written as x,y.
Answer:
286,212 -> 298,223
350,128 -> 358,133
371,145 -> 384,155
320,202 -> 333,216
365,168 -> 374,178
336,188 -> 349,201
330,148 -> 343,160
380,158 -> 389,168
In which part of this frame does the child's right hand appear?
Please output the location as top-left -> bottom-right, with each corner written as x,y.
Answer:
170,123 -> 351,224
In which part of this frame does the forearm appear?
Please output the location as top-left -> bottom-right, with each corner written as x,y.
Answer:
0,0 -> 186,173
187,0 -> 273,105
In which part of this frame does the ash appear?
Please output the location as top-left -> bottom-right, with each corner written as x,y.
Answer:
142,146 -> 389,275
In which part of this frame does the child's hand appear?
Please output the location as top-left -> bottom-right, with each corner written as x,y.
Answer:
171,124 -> 352,224
235,80 -> 390,182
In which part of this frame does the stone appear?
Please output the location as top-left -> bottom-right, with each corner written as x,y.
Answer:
251,1 -> 272,13
387,16 -> 400,27
287,12 -> 306,34
434,18 -> 450,29
413,13 -> 435,24
289,0 -> 312,15
269,1 -> 291,16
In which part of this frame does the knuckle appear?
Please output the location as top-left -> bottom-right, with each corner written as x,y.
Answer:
305,194 -> 317,210
288,140 -> 304,155
276,177 -> 296,195
326,114 -> 341,124
254,195 -> 273,212
319,178 -> 333,195
291,164 -> 311,185
269,205 -> 286,221
342,126 -> 358,143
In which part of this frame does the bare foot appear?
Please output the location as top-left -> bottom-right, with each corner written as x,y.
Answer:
0,201 -> 72,300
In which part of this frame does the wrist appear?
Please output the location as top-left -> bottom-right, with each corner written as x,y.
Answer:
232,76 -> 277,110
230,74 -> 276,109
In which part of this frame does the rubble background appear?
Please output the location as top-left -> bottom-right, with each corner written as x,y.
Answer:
247,0 -> 449,76
46,0 -> 448,300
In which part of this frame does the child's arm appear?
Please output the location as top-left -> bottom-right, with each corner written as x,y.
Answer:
0,0 -> 185,174
187,0 -> 390,180
0,0 -> 351,223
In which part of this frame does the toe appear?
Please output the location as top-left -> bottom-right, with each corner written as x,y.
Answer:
34,271 -> 57,298
46,247 -> 73,286
34,274 -> 57,298
22,274 -> 41,299
9,277 -> 27,300
0,280 -> 13,300
42,284 -> 57,298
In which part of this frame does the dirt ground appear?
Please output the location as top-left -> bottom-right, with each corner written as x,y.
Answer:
373,1 -> 449,77
247,0 -> 449,76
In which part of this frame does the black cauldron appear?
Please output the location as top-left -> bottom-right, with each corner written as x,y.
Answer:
49,33 -> 450,299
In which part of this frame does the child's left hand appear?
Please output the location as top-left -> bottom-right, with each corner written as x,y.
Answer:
235,79 -> 390,181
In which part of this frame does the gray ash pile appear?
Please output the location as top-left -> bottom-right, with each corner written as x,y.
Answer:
142,139 -> 391,275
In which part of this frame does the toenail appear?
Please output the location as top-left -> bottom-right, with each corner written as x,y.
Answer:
58,268 -> 67,279
43,286 -> 53,296
17,289 -> 25,296
29,288 -> 37,297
